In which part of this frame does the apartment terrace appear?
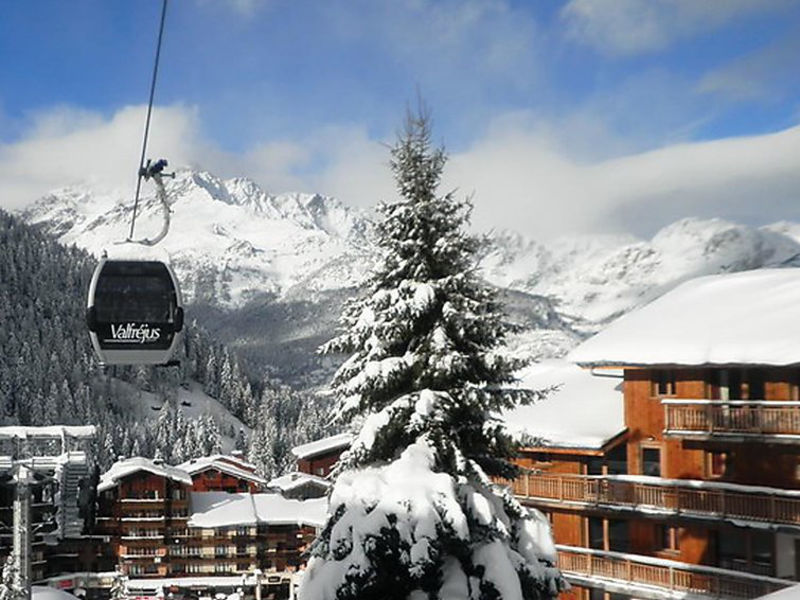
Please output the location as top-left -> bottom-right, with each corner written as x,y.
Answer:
663,400 -> 800,441
557,545 -> 793,600
501,472 -> 800,528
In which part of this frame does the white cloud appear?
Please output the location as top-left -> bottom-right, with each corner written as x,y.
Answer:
446,119 -> 800,238
2,103 -> 799,242
561,0 -> 790,56
0,105 -> 209,209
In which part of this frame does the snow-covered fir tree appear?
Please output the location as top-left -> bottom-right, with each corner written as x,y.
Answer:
109,570 -> 129,600
300,109 -> 565,600
0,554 -> 23,600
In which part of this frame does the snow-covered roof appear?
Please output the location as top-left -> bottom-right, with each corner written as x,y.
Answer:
291,433 -> 352,460
32,587 -> 78,600
570,268 -> 800,367
188,492 -> 258,528
268,471 -> 331,492
188,492 -> 327,529
252,494 -> 327,527
501,360 -> 625,450
177,455 -> 267,485
0,425 -> 96,439
98,457 -> 192,492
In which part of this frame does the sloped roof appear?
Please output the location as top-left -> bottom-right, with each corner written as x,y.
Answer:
188,491 -> 327,528
291,433 -> 352,460
177,454 -> 267,485
99,457 -> 192,492
268,471 -> 331,492
570,268 -> 800,367
501,360 -> 625,450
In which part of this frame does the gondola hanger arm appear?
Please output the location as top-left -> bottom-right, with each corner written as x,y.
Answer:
125,158 -> 175,247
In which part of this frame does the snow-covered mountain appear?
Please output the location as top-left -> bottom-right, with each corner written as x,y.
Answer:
21,169 -> 800,378
23,169 -> 374,307
483,217 -> 800,332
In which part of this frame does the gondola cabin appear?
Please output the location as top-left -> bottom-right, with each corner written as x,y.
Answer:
86,259 -> 183,365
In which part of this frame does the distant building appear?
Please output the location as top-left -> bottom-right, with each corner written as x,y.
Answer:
94,457 -> 193,577
267,472 -> 331,500
177,454 -> 267,493
502,270 -> 800,600
95,454 -> 326,585
291,433 -> 352,478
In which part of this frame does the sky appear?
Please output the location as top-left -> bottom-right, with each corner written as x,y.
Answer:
1,0 -> 799,239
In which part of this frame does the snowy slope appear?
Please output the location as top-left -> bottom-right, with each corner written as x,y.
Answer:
110,379 -> 249,453
22,169 -> 374,307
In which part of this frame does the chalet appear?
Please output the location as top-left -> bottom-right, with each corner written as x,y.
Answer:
503,269 -> 800,600
94,457 -> 194,577
267,471 -> 331,500
292,433 -> 352,477
177,454 -> 267,493
186,491 -> 325,575
95,454 -> 327,593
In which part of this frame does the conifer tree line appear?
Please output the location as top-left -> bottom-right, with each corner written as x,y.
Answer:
0,210 -> 334,474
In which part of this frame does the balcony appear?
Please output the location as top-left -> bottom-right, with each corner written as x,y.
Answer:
502,472 -> 800,528
663,400 -> 800,442
556,545 -> 792,600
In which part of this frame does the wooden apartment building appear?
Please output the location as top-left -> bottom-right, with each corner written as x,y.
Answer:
503,269 -> 800,599
94,454 -> 325,580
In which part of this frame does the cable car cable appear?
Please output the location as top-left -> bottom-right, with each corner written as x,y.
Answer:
128,0 -> 169,242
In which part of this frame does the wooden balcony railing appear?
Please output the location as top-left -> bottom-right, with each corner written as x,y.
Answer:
499,472 -> 800,527
556,545 -> 792,600
663,400 -> 800,438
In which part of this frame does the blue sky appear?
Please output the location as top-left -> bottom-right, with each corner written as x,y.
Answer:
2,0 -> 800,238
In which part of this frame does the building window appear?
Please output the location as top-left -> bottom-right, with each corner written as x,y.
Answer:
707,451 -> 730,478
641,447 -> 662,477
651,370 -> 676,397
656,524 -> 680,553
588,517 -> 604,550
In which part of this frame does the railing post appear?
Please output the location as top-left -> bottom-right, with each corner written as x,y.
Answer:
525,471 -> 530,498
669,566 -> 674,590
559,476 -> 564,501
770,495 -> 776,521
707,403 -> 713,433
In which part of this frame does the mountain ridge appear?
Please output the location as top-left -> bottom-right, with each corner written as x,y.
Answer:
19,169 -> 800,383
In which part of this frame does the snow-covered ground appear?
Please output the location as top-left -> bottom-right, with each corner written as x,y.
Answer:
109,378 -> 249,452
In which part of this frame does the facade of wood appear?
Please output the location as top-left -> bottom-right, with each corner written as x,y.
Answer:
178,454 -> 267,493
292,433 -> 352,478
94,457 -> 324,582
504,270 -> 800,599
94,464 -> 193,577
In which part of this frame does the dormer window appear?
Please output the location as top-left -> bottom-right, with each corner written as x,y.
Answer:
651,370 -> 676,397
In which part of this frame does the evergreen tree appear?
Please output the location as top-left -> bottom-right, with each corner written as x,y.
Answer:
0,554 -> 23,600
109,569 -> 129,600
300,109 -> 564,600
